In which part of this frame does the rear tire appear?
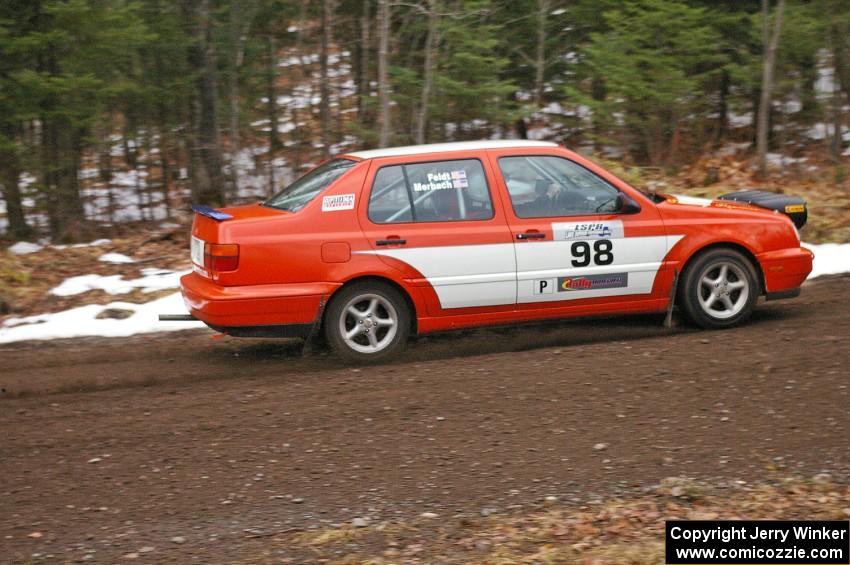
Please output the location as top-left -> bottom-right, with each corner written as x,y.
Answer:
324,281 -> 410,363
679,248 -> 759,329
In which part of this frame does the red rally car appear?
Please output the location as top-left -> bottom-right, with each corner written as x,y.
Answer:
179,140 -> 813,361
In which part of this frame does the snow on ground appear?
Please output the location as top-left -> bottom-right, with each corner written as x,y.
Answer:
98,252 -> 135,264
50,269 -> 186,297
51,239 -> 113,250
8,241 -> 44,255
0,292 -> 204,344
803,242 -> 850,279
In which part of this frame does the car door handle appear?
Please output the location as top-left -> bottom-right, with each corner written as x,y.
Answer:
516,232 -> 546,240
376,238 -> 407,246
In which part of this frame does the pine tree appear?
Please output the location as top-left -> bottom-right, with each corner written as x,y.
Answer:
575,0 -> 723,165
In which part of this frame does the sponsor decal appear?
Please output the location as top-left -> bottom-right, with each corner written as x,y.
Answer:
322,193 -> 356,212
785,204 -> 805,214
412,170 -> 468,192
552,220 -> 625,241
557,272 -> 628,291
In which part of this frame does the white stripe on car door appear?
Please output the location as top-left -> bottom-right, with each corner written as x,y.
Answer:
359,243 -> 517,308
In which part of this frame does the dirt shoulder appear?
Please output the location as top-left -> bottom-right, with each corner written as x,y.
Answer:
1,276 -> 848,563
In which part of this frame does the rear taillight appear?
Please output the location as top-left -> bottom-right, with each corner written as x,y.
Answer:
204,243 -> 239,272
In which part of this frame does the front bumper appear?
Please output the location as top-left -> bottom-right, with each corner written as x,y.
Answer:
757,246 -> 814,294
181,272 -> 341,331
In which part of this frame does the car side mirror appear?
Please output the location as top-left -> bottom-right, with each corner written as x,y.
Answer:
617,193 -> 641,214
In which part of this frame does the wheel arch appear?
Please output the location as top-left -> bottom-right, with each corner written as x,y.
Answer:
325,275 -> 419,334
680,241 -> 765,295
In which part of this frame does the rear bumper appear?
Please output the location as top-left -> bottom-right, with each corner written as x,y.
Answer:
180,272 -> 341,331
758,246 -> 814,293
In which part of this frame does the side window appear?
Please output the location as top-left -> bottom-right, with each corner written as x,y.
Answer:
368,165 -> 412,223
368,159 -> 494,223
498,156 -> 621,218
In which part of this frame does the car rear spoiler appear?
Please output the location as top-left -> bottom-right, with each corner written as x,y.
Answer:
718,190 -> 807,229
191,204 -> 233,221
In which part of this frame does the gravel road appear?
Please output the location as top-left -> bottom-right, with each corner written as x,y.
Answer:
2,275 -> 848,563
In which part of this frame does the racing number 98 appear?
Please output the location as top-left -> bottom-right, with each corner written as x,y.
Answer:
571,240 -> 614,267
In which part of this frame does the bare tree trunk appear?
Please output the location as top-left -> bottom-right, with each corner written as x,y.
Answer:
227,1 -> 254,197
188,0 -> 225,206
756,0 -> 785,178
158,134 -> 172,219
124,126 -> 148,222
266,35 -> 280,198
0,124 -> 31,239
825,0 -> 850,108
533,0 -> 549,108
40,48 -> 85,241
831,64 -> 843,161
827,23 -> 844,161
143,130 -> 156,220
358,0 -> 371,128
320,0 -> 335,157
415,0 -> 439,145
150,5 -> 173,220
377,0 -> 391,148
95,116 -> 115,223
714,69 -> 729,149
291,1 -> 309,173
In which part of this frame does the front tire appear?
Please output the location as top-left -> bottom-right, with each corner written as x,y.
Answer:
679,248 -> 759,329
324,281 -> 410,362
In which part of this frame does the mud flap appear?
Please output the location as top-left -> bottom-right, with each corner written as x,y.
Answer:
301,295 -> 328,356
663,269 -> 680,328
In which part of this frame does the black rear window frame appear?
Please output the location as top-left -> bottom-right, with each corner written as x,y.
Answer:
263,157 -> 357,212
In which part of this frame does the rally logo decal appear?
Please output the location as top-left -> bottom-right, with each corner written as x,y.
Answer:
557,272 -> 628,291
552,220 -> 624,240
322,193 -> 356,212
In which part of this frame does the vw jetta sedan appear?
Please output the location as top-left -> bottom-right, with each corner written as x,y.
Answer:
180,140 -> 813,361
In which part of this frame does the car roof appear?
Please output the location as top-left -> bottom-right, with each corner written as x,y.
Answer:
344,140 -> 559,160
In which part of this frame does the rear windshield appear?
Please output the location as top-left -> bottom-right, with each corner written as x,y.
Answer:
264,158 -> 356,212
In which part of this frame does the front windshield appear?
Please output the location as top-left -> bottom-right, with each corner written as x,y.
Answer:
265,158 -> 356,212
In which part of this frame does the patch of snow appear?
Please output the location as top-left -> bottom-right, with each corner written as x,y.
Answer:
782,99 -> 802,113
765,153 -> 806,169
806,123 -> 829,140
0,292 -> 204,344
526,126 -> 555,141
717,142 -> 750,157
53,239 -> 113,251
50,269 -> 186,297
727,111 -> 752,127
77,239 -> 112,248
803,242 -> 850,279
8,241 -> 43,255
815,50 -> 836,97
541,102 -> 567,115
99,252 -> 135,264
